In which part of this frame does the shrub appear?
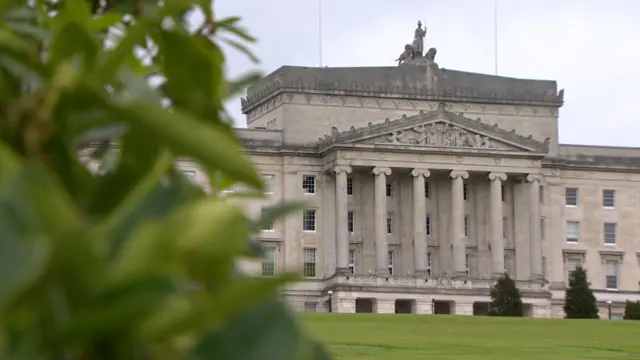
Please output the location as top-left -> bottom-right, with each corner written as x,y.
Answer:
489,273 -> 524,317
563,266 -> 599,319
623,300 -> 640,320
0,1 -> 330,359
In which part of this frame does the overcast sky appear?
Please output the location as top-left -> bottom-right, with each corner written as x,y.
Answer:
212,0 -> 640,147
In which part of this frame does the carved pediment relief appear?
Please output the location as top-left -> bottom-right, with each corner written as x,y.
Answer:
360,121 -> 518,151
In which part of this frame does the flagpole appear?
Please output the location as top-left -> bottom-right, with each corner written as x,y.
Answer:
319,0 -> 323,67
494,0 -> 498,75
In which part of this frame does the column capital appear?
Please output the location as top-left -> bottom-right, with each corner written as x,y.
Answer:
373,167 -> 392,176
411,168 -> 431,178
526,174 -> 543,183
333,165 -> 352,175
488,172 -> 507,182
449,170 -> 469,180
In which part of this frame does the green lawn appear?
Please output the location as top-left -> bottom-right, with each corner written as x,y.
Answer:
301,314 -> 640,360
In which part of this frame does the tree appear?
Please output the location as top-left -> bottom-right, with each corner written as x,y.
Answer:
0,1 -> 330,359
564,266 -> 599,319
489,273 -> 524,317
624,301 -> 640,320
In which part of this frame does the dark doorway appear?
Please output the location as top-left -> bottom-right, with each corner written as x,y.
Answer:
473,302 -> 490,316
355,298 -> 374,313
433,300 -> 452,314
395,299 -> 414,314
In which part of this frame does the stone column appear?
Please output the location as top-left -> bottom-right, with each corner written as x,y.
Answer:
334,165 -> 352,275
449,170 -> 469,277
527,174 -> 543,280
412,169 -> 430,276
373,167 -> 392,275
488,172 -> 507,277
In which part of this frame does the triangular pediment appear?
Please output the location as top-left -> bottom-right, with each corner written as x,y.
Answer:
317,104 -> 549,153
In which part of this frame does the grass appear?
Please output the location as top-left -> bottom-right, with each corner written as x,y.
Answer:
302,314 -> 640,360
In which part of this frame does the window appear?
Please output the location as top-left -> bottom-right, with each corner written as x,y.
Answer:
387,213 -> 393,234
263,174 -> 275,194
348,249 -> 356,274
386,183 -> 392,197
427,252 -> 432,276
464,215 -> 469,237
502,217 -> 507,239
540,218 -> 545,240
302,210 -> 316,232
303,248 -> 317,278
604,222 -> 617,245
425,180 -> 430,198
602,189 -> 615,208
426,215 -> 432,236
262,247 -> 276,276
347,211 -> 355,233
304,302 -> 317,312
463,183 -> 468,200
539,185 -> 544,203
182,170 -> 195,181
261,207 -> 274,231
387,250 -> 394,275
346,178 -> 353,195
501,184 -> 505,202
465,253 -> 470,276
565,187 -> 578,206
302,175 -> 316,194
566,221 -> 579,243
605,260 -> 619,289
566,258 -> 582,283
504,255 -> 509,274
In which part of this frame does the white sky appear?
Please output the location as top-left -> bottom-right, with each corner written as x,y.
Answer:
213,0 -> 640,147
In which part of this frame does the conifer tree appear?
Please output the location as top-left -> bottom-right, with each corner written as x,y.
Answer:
564,266 -> 599,319
489,273 -> 524,317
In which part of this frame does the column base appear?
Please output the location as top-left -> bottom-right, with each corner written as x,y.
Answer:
529,273 -> 545,282
376,270 -> 391,277
334,267 -> 351,276
491,272 -> 506,279
453,271 -> 468,279
414,270 -> 430,278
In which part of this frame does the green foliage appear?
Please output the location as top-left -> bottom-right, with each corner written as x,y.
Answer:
623,300 -> 640,320
563,266 -> 599,319
489,273 -> 524,317
0,1 -> 330,359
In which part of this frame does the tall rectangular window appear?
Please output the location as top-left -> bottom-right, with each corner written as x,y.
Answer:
602,189 -> 615,208
386,183 -> 392,198
605,260 -> 619,290
425,180 -> 430,198
302,175 -> 316,194
502,217 -> 507,239
263,174 -> 275,194
346,178 -> 353,196
426,215 -> 432,236
540,218 -> 545,240
302,210 -> 316,232
501,184 -> 506,202
565,187 -> 578,206
566,258 -> 582,283
539,185 -> 544,203
303,248 -> 317,278
464,215 -> 469,237
604,222 -> 617,245
387,250 -> 394,275
347,211 -> 355,233
463,183 -> 469,201
566,221 -> 579,243
387,213 -> 393,234
348,249 -> 356,275
261,207 -> 274,231
304,302 -> 317,312
465,253 -> 470,276
262,247 -> 276,277
427,252 -> 432,276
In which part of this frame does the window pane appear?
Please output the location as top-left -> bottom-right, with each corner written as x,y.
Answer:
604,222 -> 616,244
302,175 -> 316,194
303,210 -> 316,231
263,175 -> 275,194
303,248 -> 316,277
602,189 -> 615,208
565,188 -> 578,206
566,221 -> 579,242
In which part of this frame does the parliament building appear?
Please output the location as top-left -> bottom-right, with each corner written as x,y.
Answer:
180,50 -> 640,319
